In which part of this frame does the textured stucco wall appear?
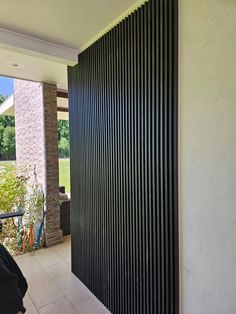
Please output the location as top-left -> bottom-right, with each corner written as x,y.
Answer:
180,1 -> 236,313
14,80 -> 62,246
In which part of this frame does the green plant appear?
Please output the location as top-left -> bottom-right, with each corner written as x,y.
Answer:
58,119 -> 70,158
0,164 -> 26,213
0,164 -> 44,254
2,126 -> 16,158
59,137 -> 70,158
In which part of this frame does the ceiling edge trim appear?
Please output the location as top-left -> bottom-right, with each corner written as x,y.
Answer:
0,27 -> 79,66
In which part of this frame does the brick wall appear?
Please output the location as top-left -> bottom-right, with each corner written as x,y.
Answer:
14,79 -> 63,246
43,83 -> 63,245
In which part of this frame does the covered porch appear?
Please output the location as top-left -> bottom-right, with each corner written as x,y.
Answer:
0,0 -> 235,313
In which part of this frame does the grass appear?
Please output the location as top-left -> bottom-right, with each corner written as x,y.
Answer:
0,160 -> 15,168
58,158 -> 70,192
0,158 -> 70,192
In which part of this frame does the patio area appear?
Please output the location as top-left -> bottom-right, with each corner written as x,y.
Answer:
14,236 -> 111,314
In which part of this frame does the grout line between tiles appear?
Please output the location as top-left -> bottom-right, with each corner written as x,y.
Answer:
25,293 -> 39,313
36,295 -> 64,311
63,293 -> 80,314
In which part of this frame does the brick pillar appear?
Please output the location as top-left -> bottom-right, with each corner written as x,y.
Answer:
14,79 -> 63,246
43,83 -> 63,245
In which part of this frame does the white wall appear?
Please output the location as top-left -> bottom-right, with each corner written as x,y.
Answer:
180,1 -> 236,313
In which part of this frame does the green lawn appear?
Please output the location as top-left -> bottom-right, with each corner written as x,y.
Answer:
0,158 -> 70,192
59,158 -> 70,192
0,160 -> 15,168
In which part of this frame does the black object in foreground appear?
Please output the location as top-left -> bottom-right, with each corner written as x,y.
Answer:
0,244 -> 28,314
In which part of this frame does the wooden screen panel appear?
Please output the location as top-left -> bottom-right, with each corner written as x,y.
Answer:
68,0 -> 178,313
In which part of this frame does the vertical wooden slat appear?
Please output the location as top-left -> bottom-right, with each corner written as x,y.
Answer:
68,0 -> 178,313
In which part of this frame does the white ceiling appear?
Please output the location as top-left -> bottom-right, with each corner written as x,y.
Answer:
0,0 -> 141,50
0,0 -> 144,90
0,48 -> 68,90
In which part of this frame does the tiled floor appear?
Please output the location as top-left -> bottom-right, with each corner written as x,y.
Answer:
14,236 -> 111,314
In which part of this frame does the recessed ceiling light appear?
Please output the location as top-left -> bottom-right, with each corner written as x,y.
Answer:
6,62 -> 24,69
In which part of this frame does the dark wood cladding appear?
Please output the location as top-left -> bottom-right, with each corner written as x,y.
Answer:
68,0 -> 178,313
57,107 -> 68,112
57,91 -> 68,98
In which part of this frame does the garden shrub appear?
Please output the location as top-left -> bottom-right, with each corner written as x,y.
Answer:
0,164 -> 44,255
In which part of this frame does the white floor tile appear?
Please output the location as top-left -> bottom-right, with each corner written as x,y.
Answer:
64,254 -> 71,265
24,293 -> 34,307
63,283 -> 110,314
14,253 -> 44,277
24,293 -> 38,314
44,261 -> 79,291
64,281 -> 94,300
34,248 -> 62,268
25,305 -> 39,314
66,295 -> 108,314
52,242 -> 71,261
38,297 -> 77,314
27,271 -> 63,309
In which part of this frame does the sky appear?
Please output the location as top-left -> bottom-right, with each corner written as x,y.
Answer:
0,76 -> 14,97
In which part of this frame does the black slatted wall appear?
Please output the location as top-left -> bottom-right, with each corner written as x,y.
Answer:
68,0 -> 178,313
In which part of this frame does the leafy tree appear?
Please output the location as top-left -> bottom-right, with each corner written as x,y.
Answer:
0,125 -> 4,156
0,95 -> 16,159
59,137 -> 70,158
3,126 -> 15,159
58,120 -> 69,141
58,120 -> 70,157
0,94 -> 6,105
0,116 -> 15,128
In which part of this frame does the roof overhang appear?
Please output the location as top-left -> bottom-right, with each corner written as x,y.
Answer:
0,94 -> 69,120
0,28 -> 78,66
0,0 -> 146,90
